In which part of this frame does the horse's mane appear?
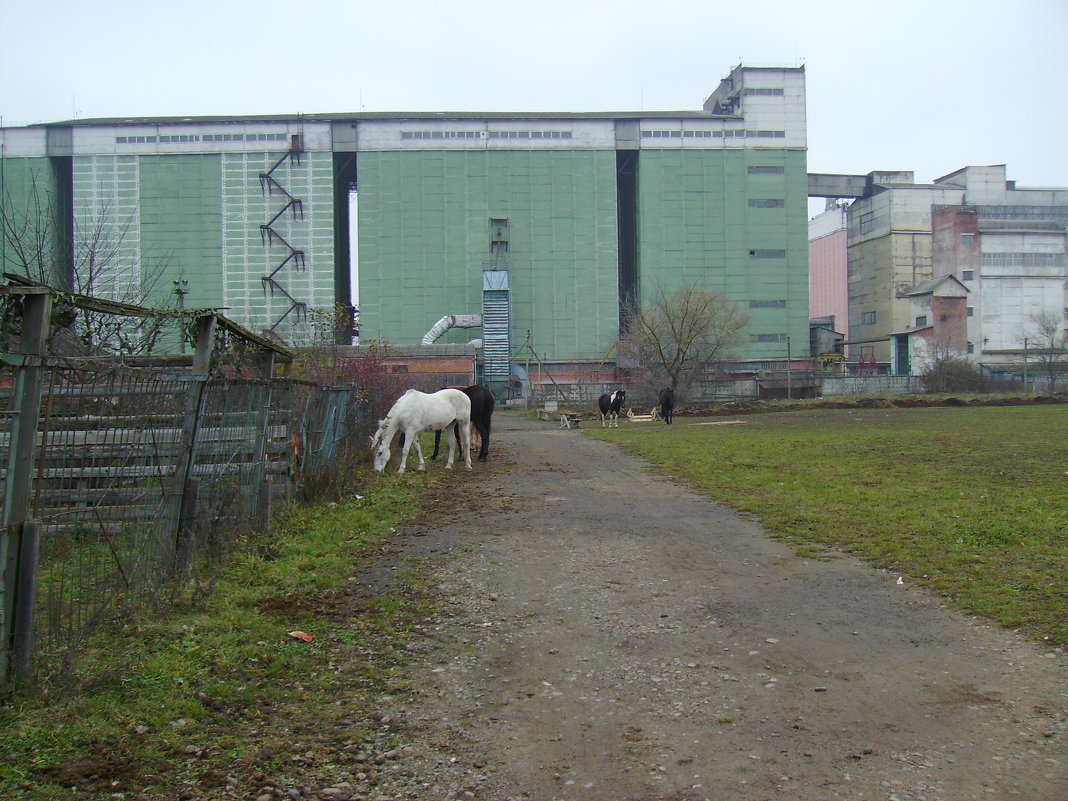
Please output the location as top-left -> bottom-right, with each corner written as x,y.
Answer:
369,417 -> 391,449
370,389 -> 420,449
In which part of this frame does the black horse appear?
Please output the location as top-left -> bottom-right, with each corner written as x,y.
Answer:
658,387 -> 675,425
431,385 -> 495,462
598,389 -> 626,428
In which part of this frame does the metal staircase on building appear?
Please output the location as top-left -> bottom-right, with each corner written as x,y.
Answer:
259,133 -> 307,335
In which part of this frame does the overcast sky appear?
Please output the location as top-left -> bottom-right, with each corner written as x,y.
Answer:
3,0 -> 1066,206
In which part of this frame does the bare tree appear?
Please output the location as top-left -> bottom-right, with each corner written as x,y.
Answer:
1,170 -> 172,354
622,284 -> 749,400
1021,310 -> 1068,392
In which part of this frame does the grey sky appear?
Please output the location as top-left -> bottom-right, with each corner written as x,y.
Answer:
3,0 -> 1066,197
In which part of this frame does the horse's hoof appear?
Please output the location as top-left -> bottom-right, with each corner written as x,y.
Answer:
478,456 -> 488,462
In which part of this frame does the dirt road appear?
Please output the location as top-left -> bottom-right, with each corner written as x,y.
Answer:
366,412 -> 1066,801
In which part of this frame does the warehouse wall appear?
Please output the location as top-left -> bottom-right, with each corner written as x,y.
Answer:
356,149 -> 620,362
636,148 -> 809,358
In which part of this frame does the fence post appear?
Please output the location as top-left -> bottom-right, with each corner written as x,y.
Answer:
171,314 -> 217,570
1,289 -> 52,684
11,521 -> 41,681
252,351 -> 276,527
174,480 -> 199,577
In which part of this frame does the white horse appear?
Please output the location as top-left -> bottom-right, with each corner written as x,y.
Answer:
370,388 -> 473,473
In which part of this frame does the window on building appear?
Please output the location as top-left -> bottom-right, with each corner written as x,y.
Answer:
749,299 -> 787,308
747,165 -> 784,174
862,311 -> 877,325
961,233 -> 975,244
915,316 -> 927,327
752,333 -> 787,342
962,270 -> 974,280
858,212 -> 876,235
967,342 -> 975,353
748,199 -> 785,208
967,306 -> 975,317
748,249 -> 786,258
743,87 -> 785,96
983,252 -> 1067,267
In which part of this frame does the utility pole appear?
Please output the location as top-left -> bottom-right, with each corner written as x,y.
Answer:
174,279 -> 189,354
786,335 -> 792,399
1022,337 -> 1029,391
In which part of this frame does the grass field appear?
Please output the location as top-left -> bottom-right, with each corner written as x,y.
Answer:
0,477 -> 436,799
588,404 -> 1068,646
2,404 -> 1064,799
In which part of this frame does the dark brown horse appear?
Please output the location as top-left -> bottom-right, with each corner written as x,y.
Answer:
658,387 -> 675,425
431,385 -> 495,462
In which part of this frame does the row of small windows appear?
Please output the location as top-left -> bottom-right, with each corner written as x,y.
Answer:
748,198 -> 785,208
402,131 -> 482,140
982,252 -> 1066,267
641,129 -> 785,139
748,165 -> 785,174
933,204 -> 1068,224
490,130 -> 572,139
752,333 -> 788,342
205,133 -> 288,142
749,299 -> 786,308
115,133 -> 288,144
400,130 -> 574,140
743,87 -> 785,96
749,249 -> 786,258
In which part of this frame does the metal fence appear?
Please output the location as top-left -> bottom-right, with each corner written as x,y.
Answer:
1,287 -> 367,686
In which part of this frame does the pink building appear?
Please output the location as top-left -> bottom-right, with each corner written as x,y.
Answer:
808,203 -> 849,341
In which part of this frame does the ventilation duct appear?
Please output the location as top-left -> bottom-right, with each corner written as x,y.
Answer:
421,314 -> 482,345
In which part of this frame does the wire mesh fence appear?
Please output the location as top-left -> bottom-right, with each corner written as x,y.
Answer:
1,288 -> 370,688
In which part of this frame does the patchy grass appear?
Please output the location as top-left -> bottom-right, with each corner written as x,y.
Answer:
0,473 -> 440,800
590,405 -> 1068,645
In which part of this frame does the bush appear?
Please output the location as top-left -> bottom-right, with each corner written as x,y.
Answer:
921,354 -> 987,393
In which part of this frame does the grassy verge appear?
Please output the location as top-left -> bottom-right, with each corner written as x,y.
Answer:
0,473 -> 439,800
589,405 -> 1068,645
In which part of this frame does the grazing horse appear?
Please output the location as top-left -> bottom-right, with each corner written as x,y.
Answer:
431,385 -> 495,462
658,387 -> 676,425
371,388 -> 472,473
598,390 -> 626,428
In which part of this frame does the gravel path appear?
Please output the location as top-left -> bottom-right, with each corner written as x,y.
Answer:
363,412 -> 1066,801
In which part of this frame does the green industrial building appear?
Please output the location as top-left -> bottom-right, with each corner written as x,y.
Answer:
1,64 -> 808,384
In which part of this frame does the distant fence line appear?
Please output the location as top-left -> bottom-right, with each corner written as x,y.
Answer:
529,372 -> 931,408
1,287 -> 368,687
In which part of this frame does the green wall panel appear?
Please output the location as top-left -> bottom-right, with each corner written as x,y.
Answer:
139,155 -> 222,309
357,150 -> 620,362
0,157 -> 66,284
636,149 -> 808,360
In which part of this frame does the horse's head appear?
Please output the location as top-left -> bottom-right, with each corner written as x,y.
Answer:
370,419 -> 392,472
372,441 -> 390,473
